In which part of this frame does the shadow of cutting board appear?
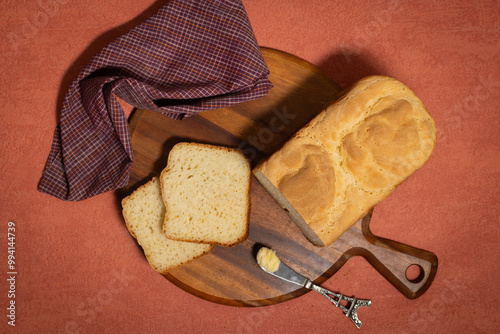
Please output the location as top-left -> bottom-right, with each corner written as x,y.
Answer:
118,48 -> 438,306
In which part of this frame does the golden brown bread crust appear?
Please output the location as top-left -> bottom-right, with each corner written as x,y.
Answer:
255,76 -> 437,246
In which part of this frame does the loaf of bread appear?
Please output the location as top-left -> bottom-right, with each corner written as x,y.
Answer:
121,177 -> 214,273
161,142 -> 251,247
254,76 -> 436,247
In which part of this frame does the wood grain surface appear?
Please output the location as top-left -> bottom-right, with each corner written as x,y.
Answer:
118,48 -> 438,306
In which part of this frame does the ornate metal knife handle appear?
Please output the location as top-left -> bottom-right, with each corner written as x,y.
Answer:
304,280 -> 371,329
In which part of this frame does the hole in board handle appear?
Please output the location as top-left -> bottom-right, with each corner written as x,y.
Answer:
405,264 -> 425,284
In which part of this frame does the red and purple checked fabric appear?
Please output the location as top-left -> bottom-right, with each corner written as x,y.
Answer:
38,0 -> 272,201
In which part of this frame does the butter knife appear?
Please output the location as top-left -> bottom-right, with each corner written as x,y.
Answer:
256,247 -> 371,329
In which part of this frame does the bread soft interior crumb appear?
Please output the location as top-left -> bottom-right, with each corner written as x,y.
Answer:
161,143 -> 251,247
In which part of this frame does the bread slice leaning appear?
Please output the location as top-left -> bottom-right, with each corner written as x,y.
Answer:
160,142 -> 251,247
255,76 -> 437,247
122,177 -> 214,274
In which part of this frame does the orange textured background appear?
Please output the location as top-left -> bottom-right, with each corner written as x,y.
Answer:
1,0 -> 499,333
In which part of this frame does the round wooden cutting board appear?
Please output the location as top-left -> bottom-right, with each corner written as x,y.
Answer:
119,48 -> 438,306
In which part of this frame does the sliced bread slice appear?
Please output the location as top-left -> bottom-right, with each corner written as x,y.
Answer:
122,177 -> 214,274
160,142 -> 251,247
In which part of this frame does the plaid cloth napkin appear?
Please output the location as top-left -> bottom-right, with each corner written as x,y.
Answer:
38,0 -> 272,201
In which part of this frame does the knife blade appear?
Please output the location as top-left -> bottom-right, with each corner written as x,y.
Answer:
260,259 -> 310,288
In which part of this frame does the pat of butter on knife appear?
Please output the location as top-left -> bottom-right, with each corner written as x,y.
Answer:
256,247 -> 281,272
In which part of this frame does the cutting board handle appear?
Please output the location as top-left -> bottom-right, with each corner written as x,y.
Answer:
353,212 -> 438,299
